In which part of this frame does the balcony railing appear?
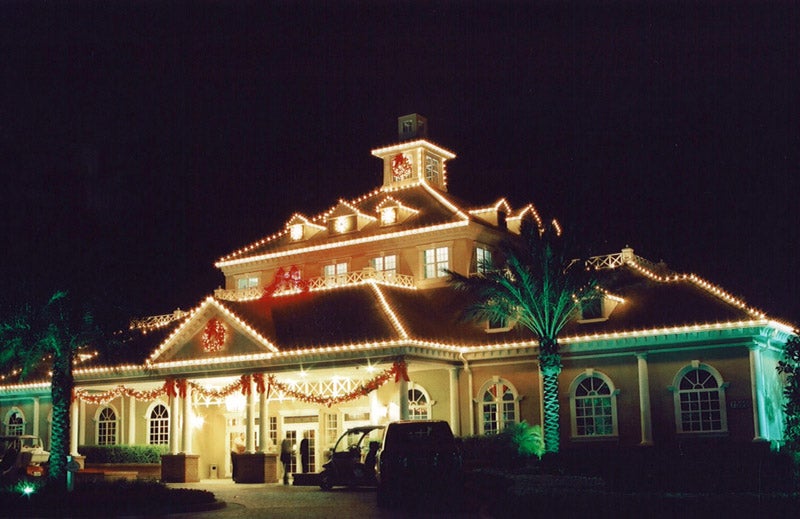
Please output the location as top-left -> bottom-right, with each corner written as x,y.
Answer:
215,268 -> 416,301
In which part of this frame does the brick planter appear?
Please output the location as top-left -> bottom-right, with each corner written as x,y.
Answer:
231,452 -> 279,483
160,454 -> 200,483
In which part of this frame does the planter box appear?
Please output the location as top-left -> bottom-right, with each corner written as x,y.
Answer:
160,454 -> 200,483
84,463 -> 161,480
231,452 -> 279,484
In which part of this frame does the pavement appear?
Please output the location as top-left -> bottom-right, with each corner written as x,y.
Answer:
166,479 -> 485,519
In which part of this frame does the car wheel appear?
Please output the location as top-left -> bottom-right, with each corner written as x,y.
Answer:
319,470 -> 333,491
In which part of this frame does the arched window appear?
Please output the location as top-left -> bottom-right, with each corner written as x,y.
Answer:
569,371 -> 618,438
478,378 -> 520,435
672,363 -> 728,434
148,404 -> 170,445
408,384 -> 432,421
4,408 -> 25,436
96,407 -> 118,445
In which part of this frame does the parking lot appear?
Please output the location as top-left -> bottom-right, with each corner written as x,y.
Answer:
167,479 -> 485,519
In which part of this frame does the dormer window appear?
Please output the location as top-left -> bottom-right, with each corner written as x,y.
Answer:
578,290 -> 623,323
236,276 -> 259,290
290,224 -> 304,241
381,207 -> 397,225
334,216 -> 352,234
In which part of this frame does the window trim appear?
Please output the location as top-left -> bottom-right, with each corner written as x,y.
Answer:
95,405 -> 119,446
670,362 -> 729,435
568,370 -> 619,440
146,402 -> 170,446
477,377 -> 521,435
4,408 -> 25,436
422,246 -> 450,279
408,383 -> 434,421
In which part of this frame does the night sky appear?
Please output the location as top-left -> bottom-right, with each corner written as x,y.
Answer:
2,2 -> 798,325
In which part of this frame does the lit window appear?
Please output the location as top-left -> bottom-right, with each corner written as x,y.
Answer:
570,373 -> 618,438
476,247 -> 492,274
148,404 -> 169,445
479,379 -> 519,435
97,407 -> 117,445
424,247 -> 449,279
325,413 -> 339,448
237,276 -> 259,290
268,416 -> 278,448
334,216 -> 351,233
408,386 -> 431,421
674,365 -> 728,434
290,224 -> 304,241
5,410 -> 24,436
323,262 -> 348,279
425,156 -> 440,184
372,254 -> 397,277
381,207 -> 397,225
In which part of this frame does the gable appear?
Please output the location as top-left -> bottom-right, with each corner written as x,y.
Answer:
148,298 -> 278,364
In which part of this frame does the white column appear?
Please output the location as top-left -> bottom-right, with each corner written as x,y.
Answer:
246,379 -> 256,453
259,383 -> 269,452
749,345 -> 766,441
169,395 -> 180,454
70,399 -> 80,457
33,397 -> 40,439
398,378 -> 409,420
79,400 -> 86,447
449,368 -> 460,435
128,396 -> 137,445
369,390 -> 380,425
182,384 -> 193,454
636,353 -> 653,446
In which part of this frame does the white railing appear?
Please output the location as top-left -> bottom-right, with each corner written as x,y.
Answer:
586,252 -> 624,270
214,268 -> 416,301
129,309 -> 188,331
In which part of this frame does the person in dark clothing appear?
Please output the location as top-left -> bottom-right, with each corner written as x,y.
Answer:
280,437 -> 294,484
299,437 -> 310,473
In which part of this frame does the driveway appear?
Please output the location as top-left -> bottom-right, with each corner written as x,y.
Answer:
167,479 -> 485,519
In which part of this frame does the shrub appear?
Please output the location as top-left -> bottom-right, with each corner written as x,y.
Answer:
79,444 -> 168,464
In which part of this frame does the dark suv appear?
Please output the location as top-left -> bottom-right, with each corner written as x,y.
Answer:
375,420 -> 462,508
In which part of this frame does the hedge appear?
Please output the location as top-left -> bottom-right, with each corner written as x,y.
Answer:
78,445 -> 168,464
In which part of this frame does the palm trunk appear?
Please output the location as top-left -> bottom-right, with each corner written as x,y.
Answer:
48,346 -> 73,489
539,341 -> 562,454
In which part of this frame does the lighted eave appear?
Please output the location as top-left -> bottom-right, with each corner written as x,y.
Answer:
371,139 -> 456,160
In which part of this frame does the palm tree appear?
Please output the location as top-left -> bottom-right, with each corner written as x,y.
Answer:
448,221 -> 593,453
0,291 -> 101,489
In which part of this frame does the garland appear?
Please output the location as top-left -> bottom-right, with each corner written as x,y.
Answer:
73,360 -> 408,407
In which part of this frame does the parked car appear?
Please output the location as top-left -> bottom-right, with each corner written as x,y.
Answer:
0,435 -> 49,479
319,425 -> 384,490
375,420 -> 462,508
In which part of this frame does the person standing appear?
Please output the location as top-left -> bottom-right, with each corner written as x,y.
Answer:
280,436 -> 294,484
299,437 -> 310,473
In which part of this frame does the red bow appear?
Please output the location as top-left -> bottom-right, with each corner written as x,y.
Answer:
240,374 -> 252,395
393,360 -> 409,382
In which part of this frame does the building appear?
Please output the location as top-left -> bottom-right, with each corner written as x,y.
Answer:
1,114 -> 794,482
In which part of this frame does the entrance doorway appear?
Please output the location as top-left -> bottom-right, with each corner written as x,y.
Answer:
283,415 -> 318,473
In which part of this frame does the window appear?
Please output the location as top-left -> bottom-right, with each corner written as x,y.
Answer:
424,247 -> 449,279
290,224 -> 304,241
5,409 -> 24,436
323,262 -> 347,279
380,207 -> 397,225
479,378 -> 519,435
580,297 -> 603,320
475,246 -> 492,274
569,372 -> 618,438
97,407 -> 117,445
325,413 -> 339,448
237,276 -> 259,290
269,416 -> 278,448
408,385 -> 432,421
673,364 -> 728,434
425,156 -> 440,184
372,254 -> 397,278
148,404 -> 170,445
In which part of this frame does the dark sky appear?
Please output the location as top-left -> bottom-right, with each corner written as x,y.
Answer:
1,2 -> 798,324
